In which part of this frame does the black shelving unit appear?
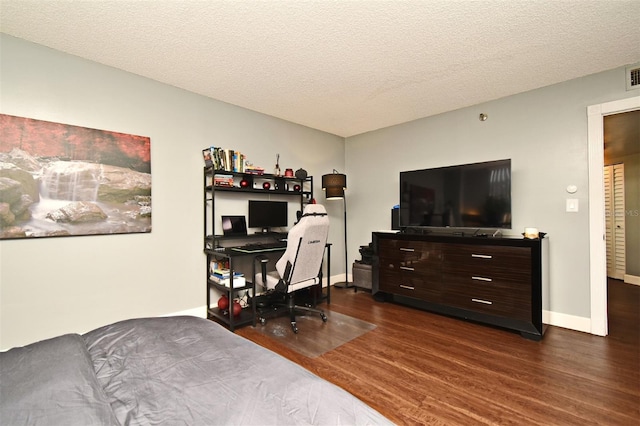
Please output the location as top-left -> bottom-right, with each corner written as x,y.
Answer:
203,168 -> 313,249
205,248 -> 257,331
203,167 -> 313,330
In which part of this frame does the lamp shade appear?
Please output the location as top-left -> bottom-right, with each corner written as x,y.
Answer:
322,172 -> 346,199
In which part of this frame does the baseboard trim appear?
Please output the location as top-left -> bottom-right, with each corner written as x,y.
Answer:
171,291 -> 597,336
543,310 -> 591,334
329,273 -> 350,285
169,276 -> 339,320
624,274 -> 640,286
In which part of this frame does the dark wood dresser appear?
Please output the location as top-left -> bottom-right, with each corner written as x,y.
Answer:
373,231 -> 548,340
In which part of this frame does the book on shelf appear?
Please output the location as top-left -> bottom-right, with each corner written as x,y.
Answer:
211,268 -> 243,278
228,150 -> 245,173
209,147 -> 227,171
210,274 -> 246,288
244,165 -> 265,175
209,261 -> 230,274
202,148 -> 213,167
206,146 -> 253,173
213,174 -> 234,187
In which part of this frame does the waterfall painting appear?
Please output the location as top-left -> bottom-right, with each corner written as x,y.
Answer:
0,114 -> 151,239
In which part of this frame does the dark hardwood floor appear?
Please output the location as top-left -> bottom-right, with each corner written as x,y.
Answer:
237,280 -> 639,425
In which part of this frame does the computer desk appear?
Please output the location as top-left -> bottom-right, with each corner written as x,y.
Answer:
205,243 -> 331,331
229,242 -> 289,254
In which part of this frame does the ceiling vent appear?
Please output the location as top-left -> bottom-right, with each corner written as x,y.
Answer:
626,62 -> 640,91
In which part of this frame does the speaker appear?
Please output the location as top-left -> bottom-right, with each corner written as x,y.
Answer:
391,208 -> 400,230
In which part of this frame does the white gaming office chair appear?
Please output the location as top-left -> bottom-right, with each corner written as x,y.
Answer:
254,204 -> 330,333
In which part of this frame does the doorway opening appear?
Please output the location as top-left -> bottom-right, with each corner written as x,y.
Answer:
587,96 -> 640,336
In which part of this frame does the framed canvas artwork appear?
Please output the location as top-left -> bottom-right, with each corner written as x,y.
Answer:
0,114 -> 151,239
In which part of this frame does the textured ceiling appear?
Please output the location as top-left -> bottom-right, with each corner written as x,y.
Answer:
1,1 -> 639,137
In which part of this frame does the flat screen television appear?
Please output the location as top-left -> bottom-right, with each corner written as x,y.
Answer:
248,200 -> 288,233
399,159 -> 512,231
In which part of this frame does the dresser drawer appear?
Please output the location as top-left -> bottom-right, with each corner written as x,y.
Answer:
443,276 -> 531,321
378,239 -> 442,300
378,253 -> 441,279
379,268 -> 442,301
378,240 -> 442,272
443,244 -> 531,282
378,239 -> 438,258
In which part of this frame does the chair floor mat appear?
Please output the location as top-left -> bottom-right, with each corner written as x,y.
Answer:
252,310 -> 376,358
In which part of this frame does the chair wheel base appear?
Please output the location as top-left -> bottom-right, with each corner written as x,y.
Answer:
256,297 -> 328,333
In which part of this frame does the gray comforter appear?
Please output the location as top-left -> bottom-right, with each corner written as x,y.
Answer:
1,316 -> 391,425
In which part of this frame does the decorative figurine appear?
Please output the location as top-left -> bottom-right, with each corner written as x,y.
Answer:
274,154 -> 281,176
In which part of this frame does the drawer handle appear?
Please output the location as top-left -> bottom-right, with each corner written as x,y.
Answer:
400,266 -> 415,271
472,298 -> 493,305
400,247 -> 415,252
472,276 -> 493,282
472,254 -> 493,259
399,285 -> 415,290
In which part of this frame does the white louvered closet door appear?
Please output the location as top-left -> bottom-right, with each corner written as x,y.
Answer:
604,164 -> 626,280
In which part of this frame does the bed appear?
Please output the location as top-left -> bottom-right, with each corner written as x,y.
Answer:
0,316 -> 391,425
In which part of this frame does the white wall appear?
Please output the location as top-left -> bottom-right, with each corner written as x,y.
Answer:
346,66 -> 639,329
0,35 -> 345,349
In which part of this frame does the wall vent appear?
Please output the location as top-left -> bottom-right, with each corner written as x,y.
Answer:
626,62 -> 640,91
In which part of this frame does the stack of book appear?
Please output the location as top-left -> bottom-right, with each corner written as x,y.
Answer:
210,269 -> 246,288
244,164 -> 265,175
213,174 -> 234,188
209,259 -> 229,272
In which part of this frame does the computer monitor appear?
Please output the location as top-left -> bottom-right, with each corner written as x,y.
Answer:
248,200 -> 288,233
221,215 -> 247,236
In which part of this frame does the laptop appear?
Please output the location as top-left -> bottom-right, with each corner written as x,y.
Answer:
221,215 -> 247,237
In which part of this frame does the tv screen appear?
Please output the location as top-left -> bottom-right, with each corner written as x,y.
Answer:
399,159 -> 511,230
248,200 -> 288,232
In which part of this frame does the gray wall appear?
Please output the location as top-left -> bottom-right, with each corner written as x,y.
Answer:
345,67 -> 639,325
0,35 -> 345,349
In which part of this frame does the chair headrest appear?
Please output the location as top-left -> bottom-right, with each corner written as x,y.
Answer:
301,204 -> 327,217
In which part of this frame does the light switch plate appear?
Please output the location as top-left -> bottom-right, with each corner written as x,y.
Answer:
566,198 -> 579,212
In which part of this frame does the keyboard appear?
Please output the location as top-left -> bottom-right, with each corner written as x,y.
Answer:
230,241 -> 287,253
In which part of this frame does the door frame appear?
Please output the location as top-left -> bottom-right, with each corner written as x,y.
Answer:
587,96 -> 640,336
